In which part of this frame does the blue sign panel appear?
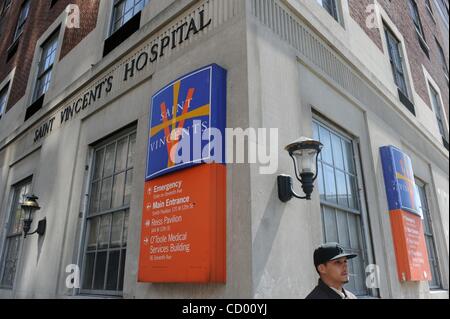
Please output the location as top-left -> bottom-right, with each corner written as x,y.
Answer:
380,146 -> 420,215
146,64 -> 227,180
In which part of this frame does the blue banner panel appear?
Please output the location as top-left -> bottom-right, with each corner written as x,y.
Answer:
380,146 -> 420,215
146,64 -> 227,180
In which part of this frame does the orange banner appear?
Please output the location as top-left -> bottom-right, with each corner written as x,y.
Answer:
389,210 -> 431,282
138,164 -> 226,283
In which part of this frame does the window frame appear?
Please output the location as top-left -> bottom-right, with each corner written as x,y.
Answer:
316,0 -> 340,22
435,39 -> 449,81
0,82 -> 9,119
0,178 -> 33,290
415,179 -> 443,290
1,0 -> 12,15
384,25 -> 409,98
428,81 -> 449,146
408,0 -> 426,40
313,117 -> 375,297
79,127 -> 136,297
383,22 -> 417,115
32,29 -> 60,103
109,0 -> 149,36
12,0 -> 30,43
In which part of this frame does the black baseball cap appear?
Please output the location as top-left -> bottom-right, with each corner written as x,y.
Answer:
313,242 -> 357,267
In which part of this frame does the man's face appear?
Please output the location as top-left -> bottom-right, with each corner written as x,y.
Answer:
319,257 -> 350,284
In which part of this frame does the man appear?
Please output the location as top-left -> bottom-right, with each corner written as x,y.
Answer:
306,242 -> 358,299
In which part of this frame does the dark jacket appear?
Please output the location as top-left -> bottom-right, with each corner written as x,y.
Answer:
305,279 -> 346,299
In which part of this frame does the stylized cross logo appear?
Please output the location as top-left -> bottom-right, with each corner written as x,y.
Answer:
396,159 -> 416,211
149,80 -> 210,167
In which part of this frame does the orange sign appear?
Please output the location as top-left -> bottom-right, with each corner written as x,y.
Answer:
138,164 -> 226,283
389,210 -> 431,282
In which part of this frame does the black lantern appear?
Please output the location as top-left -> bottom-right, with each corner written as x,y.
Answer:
21,194 -> 45,238
278,137 -> 323,202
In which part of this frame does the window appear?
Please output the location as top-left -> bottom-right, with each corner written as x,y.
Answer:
409,0 -> 426,39
12,0 -> 30,43
111,0 -> 149,34
316,0 -> 339,21
426,0 -> 433,13
81,129 -> 136,295
436,0 -> 449,26
313,120 -> 370,296
435,39 -> 449,78
408,0 -> 429,57
1,0 -> 12,15
0,82 -> 9,119
384,25 -> 415,114
33,30 -> 59,102
425,0 -> 435,19
415,181 -> 442,289
385,26 -> 408,96
429,83 -> 449,149
0,178 -> 32,289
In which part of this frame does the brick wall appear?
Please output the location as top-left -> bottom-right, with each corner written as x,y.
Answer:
349,0 -> 449,119
0,0 -> 99,112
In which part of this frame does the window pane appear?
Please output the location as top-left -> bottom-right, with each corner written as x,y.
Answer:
317,162 -> 326,201
337,210 -> 350,247
99,177 -> 113,211
128,133 -> 136,168
86,217 -> 100,251
336,170 -> 349,207
0,236 -> 20,287
323,164 -> 337,203
103,143 -> 116,177
122,211 -> 129,247
106,250 -> 120,291
331,133 -> 344,170
115,137 -> 128,173
93,148 -> 105,180
348,214 -> 362,250
124,169 -> 133,206
89,181 -> 100,215
345,259 -> 356,293
10,206 -> 23,235
98,214 -> 112,250
118,249 -> 126,290
93,251 -> 107,290
110,212 -> 124,248
82,252 -> 95,289
347,175 -> 359,210
323,206 -> 338,242
319,126 -> 333,165
352,256 -> 366,295
112,172 -> 126,208
342,141 -> 355,174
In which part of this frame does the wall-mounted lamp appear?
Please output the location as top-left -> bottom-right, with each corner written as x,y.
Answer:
278,137 -> 323,202
21,194 -> 46,238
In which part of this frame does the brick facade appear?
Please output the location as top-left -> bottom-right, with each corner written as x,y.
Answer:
0,0 -> 99,112
349,0 -> 449,118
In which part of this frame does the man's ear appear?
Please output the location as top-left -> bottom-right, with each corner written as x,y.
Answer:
317,264 -> 326,275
